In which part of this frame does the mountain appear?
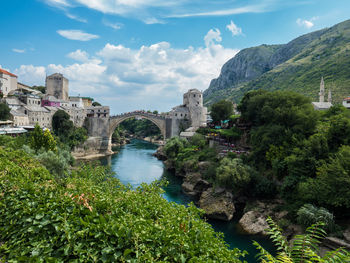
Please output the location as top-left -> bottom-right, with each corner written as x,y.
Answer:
204,19 -> 350,106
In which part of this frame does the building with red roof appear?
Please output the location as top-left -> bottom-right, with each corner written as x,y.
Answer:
0,68 -> 18,97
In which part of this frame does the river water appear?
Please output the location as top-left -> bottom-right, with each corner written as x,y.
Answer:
100,139 -> 274,262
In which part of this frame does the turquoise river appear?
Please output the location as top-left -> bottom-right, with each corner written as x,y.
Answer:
100,139 -> 274,262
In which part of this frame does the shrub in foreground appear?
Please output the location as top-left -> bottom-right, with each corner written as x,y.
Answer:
0,147 -> 245,262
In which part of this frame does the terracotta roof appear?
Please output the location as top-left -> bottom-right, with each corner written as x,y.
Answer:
0,68 -> 17,78
343,97 -> 350,101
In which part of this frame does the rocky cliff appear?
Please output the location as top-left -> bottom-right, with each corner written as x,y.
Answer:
204,19 -> 350,105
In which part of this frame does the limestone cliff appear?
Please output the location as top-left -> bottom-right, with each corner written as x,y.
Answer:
204,19 -> 350,105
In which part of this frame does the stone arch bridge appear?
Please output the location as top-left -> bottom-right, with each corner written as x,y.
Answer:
84,111 -> 178,154
109,112 -> 167,140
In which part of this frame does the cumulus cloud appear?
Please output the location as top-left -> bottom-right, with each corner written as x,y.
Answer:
296,18 -> 314,29
14,29 -> 238,112
57,29 -> 99,41
12,48 -> 26,53
226,20 -> 243,36
14,65 -> 46,85
67,49 -> 90,62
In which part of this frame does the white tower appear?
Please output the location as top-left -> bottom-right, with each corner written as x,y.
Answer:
328,88 -> 332,103
319,77 -> 325,103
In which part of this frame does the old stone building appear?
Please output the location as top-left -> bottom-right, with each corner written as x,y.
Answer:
10,109 -> 29,127
86,106 -> 110,118
0,68 -> 18,97
46,73 -> 69,100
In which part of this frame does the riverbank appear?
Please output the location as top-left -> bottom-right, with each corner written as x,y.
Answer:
155,138 -> 350,255
72,151 -> 115,160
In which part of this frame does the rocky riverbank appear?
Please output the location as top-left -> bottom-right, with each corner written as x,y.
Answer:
153,146 -> 289,230
153,145 -> 350,253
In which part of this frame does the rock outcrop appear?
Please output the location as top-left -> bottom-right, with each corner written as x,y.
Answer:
181,173 -> 210,199
238,200 -> 288,235
239,211 -> 269,235
153,146 -> 167,161
199,188 -> 235,221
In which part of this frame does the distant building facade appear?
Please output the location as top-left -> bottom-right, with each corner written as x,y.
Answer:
343,97 -> 350,109
0,68 -> 18,97
46,73 -> 69,100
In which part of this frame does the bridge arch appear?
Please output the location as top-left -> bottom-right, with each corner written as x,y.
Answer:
108,112 -> 167,150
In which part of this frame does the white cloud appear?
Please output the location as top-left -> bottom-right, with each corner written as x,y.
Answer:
103,20 -> 123,30
66,13 -> 87,23
15,30 -> 238,113
204,29 -> 222,47
226,20 -> 243,36
14,65 -> 46,86
57,29 -> 99,41
67,49 -> 90,62
167,4 -> 268,18
42,0 -> 296,24
43,0 -> 71,9
296,18 -> 314,29
12,48 -> 26,53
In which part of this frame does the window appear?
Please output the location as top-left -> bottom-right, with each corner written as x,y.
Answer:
181,114 -> 183,117
175,113 -> 177,116
193,94 -> 195,97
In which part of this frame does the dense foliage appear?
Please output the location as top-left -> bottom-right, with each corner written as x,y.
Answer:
119,117 -> 162,138
52,110 -> 88,149
235,90 -> 350,220
0,102 -> 10,121
0,145 -> 245,262
210,100 -> 234,124
30,124 -> 57,152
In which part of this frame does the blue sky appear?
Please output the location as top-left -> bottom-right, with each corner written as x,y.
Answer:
1,0 -> 349,113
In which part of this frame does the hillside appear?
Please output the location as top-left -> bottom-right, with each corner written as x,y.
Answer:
204,19 -> 350,106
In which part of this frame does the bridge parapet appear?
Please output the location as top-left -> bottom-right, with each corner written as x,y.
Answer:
110,111 -> 166,121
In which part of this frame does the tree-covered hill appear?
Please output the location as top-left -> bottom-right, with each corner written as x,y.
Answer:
204,19 -> 350,105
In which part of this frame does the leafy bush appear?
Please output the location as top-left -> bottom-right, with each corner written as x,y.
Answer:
297,204 -> 335,232
215,158 -> 251,191
164,137 -> 188,159
0,147 -> 245,262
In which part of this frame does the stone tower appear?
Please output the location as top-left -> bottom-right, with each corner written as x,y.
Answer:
183,89 -> 207,127
46,73 -> 69,100
319,77 -> 325,103
328,88 -> 332,103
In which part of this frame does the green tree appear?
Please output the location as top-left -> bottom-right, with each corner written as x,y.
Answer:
31,85 -> 46,93
52,110 -> 87,149
30,124 -> 57,152
52,110 -> 73,138
164,137 -> 187,159
210,100 -> 234,124
299,145 -> 350,208
0,102 -> 10,121
92,101 -> 101,106
216,158 -> 251,191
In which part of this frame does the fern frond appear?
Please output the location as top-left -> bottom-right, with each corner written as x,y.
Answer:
322,247 -> 350,263
265,217 -> 290,256
253,240 -> 279,263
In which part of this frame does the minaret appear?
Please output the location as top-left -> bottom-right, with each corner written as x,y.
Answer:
319,77 -> 325,102
328,88 -> 332,103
